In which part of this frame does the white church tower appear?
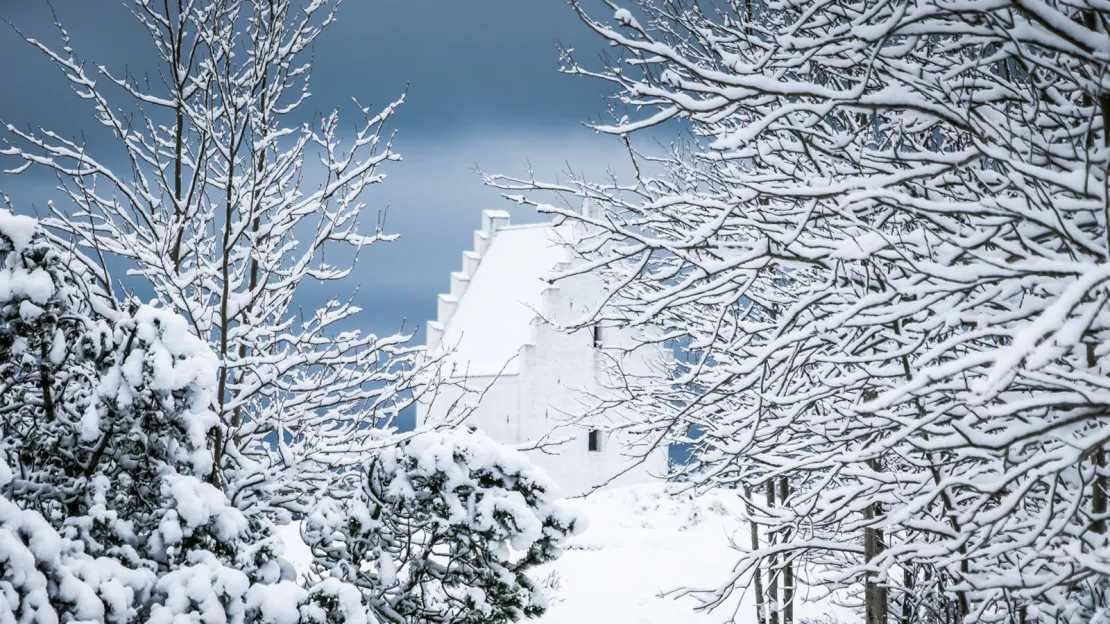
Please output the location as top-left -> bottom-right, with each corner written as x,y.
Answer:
416,207 -> 669,497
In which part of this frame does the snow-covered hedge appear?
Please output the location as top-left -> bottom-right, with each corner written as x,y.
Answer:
305,429 -> 583,623
0,463 -> 155,624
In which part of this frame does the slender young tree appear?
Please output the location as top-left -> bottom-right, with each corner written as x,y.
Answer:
2,0 -> 439,521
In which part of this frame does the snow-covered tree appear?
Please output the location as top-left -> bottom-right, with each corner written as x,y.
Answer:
0,205 -> 259,569
0,207 -> 113,518
304,429 -> 582,624
0,208 -> 395,624
1,0 -> 435,523
489,1 -> 1110,623
1,2 -> 584,621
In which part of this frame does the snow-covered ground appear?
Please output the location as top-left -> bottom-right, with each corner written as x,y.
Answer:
280,484 -> 857,624
532,485 -> 854,624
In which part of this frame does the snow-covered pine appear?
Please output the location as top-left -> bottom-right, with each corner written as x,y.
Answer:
0,207 -> 114,519
0,0 -> 440,523
489,1 -> 1110,623
0,209 -> 390,624
303,428 -> 583,624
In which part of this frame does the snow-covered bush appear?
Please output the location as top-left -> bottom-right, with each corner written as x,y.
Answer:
0,210 -> 386,623
305,429 -> 583,623
0,209 -> 252,568
0,461 -> 156,624
0,209 -> 113,520
0,478 -> 365,624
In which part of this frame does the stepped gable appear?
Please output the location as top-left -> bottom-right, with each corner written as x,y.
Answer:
427,210 -> 572,377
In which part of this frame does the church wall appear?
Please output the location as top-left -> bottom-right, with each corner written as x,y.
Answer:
416,300 -> 669,497
514,271 -> 670,497
416,373 -> 523,444
418,211 -> 670,498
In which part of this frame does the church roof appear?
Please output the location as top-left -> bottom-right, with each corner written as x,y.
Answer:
428,211 -> 573,377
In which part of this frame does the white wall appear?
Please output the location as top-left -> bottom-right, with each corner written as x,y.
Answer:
529,270 -> 670,496
417,214 -> 670,498
417,258 -> 669,498
416,371 -> 532,445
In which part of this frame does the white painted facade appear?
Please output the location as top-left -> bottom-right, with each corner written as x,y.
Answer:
417,209 -> 669,497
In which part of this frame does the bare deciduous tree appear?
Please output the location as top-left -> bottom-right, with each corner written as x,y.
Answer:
489,1 -> 1110,622
2,0 -> 442,521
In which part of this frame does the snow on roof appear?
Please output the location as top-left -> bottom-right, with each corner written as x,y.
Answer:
437,222 -> 572,377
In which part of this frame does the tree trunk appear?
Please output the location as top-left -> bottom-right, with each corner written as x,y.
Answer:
745,485 -> 767,624
864,461 -> 887,624
766,481 -> 779,624
213,111 -> 238,487
169,0 -> 187,271
893,322 -> 968,620
901,564 -> 914,624
1088,345 -> 1108,536
1083,10 -> 1109,540
779,477 -> 793,624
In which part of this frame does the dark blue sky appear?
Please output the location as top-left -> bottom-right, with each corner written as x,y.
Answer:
0,0 -> 639,343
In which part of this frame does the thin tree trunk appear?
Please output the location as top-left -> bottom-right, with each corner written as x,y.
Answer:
745,484 -> 767,624
864,513 -> 881,624
39,337 -> 53,424
1087,343 -> 1108,534
864,458 -> 887,624
875,514 -> 887,624
892,320 -> 969,620
170,0 -> 187,270
213,87 -> 240,487
233,63 -> 270,437
766,480 -> 779,624
1085,7 -> 1109,538
778,477 -> 793,624
901,564 -> 914,624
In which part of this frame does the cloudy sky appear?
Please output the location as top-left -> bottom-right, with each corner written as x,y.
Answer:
0,0 -> 639,342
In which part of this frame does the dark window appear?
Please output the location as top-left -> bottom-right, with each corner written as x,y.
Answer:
592,325 -> 602,348
588,429 -> 601,452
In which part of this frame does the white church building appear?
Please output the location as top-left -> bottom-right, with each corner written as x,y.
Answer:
416,208 -> 670,496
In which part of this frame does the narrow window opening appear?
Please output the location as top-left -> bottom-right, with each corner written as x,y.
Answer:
588,429 -> 601,452
592,325 -> 603,348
